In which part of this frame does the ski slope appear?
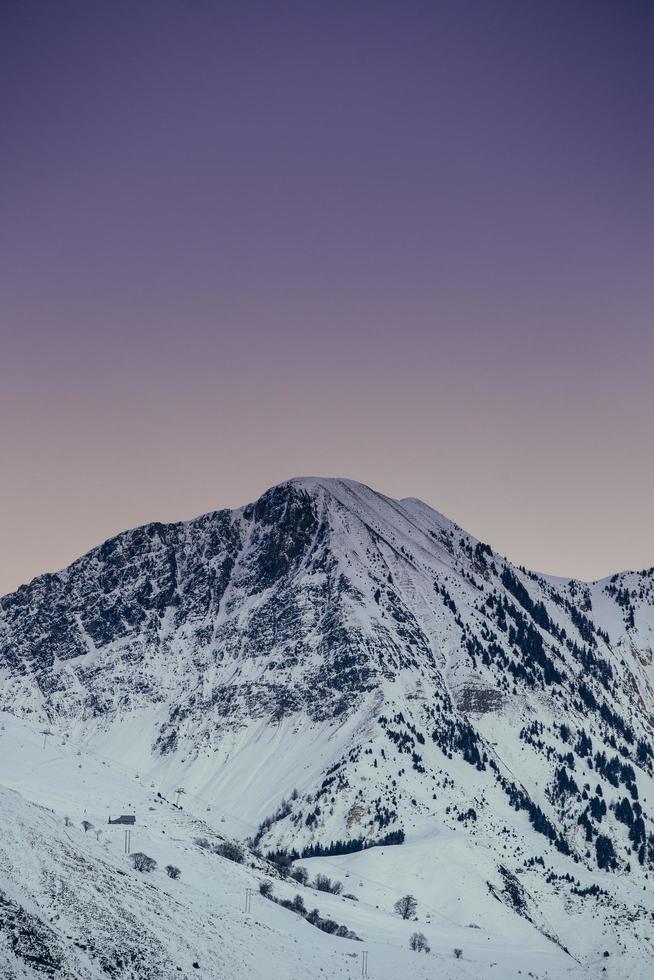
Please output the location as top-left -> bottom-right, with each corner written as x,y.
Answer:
1,712 -> 649,979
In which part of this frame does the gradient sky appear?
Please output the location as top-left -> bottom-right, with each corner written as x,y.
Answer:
2,0 -> 653,594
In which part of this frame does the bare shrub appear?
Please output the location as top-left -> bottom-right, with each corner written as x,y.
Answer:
314,874 -> 343,894
394,894 -> 417,919
216,841 -> 245,863
410,932 -> 430,953
131,852 -> 157,872
290,866 -> 309,885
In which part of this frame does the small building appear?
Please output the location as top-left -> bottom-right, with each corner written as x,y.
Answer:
108,815 -> 136,825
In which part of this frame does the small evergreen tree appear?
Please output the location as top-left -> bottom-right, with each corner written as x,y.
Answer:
595,835 -> 617,871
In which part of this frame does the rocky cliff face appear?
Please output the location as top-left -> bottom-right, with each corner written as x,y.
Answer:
2,477 -> 654,876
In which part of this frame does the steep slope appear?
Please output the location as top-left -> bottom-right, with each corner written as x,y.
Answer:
2,477 -> 654,975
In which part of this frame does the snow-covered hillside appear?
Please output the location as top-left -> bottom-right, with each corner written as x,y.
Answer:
2,476 -> 654,977
0,713 -> 582,980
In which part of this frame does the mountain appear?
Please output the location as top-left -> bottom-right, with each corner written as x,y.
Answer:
2,476 -> 654,977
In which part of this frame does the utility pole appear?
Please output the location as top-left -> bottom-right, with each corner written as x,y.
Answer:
41,729 -> 53,750
361,950 -> 369,977
124,829 -> 131,854
244,888 -> 253,913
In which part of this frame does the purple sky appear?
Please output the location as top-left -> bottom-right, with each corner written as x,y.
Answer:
2,0 -> 653,593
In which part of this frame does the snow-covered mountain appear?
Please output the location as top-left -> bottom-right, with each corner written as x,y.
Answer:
2,476 -> 654,977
